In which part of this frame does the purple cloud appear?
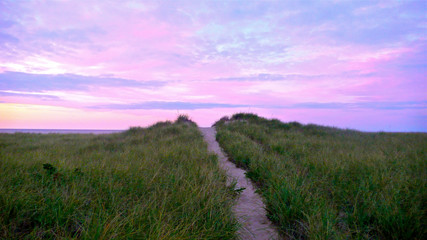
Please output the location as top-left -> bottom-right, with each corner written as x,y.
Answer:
0,91 -> 60,100
92,101 -> 250,110
0,72 -> 164,91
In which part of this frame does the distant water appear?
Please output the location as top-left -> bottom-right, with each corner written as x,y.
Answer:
0,129 -> 124,134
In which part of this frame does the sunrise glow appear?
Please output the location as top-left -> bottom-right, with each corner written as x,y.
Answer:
0,0 -> 426,131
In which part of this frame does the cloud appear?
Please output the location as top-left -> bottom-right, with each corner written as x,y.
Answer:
0,71 -> 165,91
91,100 -> 427,111
1,0 -> 425,78
0,32 -> 19,43
215,73 -> 286,82
277,101 -> 427,110
214,72 -> 377,82
36,27 -> 105,43
0,90 -> 60,100
0,0 -> 425,131
92,101 -> 250,110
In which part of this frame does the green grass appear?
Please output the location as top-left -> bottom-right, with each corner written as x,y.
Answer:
0,119 -> 237,239
215,113 -> 426,240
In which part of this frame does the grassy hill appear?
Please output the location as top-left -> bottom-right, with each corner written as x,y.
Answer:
1,113 -> 425,239
215,113 -> 426,239
0,117 -> 237,239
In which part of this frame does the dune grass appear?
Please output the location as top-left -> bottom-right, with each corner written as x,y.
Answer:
215,113 -> 426,240
0,118 -> 237,239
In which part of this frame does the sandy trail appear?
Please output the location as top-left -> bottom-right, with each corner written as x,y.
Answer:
200,127 -> 280,240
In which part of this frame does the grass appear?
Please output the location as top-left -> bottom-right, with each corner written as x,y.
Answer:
215,113 -> 426,240
0,118 -> 237,239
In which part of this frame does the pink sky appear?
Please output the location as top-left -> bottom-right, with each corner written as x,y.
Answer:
0,0 -> 426,131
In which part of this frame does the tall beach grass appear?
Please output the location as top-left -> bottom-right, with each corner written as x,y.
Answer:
215,113 -> 426,239
0,118 -> 237,239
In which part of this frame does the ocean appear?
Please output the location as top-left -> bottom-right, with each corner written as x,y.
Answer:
0,129 -> 124,134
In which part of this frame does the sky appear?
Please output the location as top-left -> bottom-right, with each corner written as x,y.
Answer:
0,0 -> 426,131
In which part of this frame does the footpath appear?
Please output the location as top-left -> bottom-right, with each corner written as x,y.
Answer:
200,127 -> 279,240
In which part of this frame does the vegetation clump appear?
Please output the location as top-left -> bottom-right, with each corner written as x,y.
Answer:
175,114 -> 196,126
215,113 -> 427,240
42,163 -> 56,174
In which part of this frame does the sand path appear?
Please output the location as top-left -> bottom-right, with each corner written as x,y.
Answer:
200,127 -> 280,240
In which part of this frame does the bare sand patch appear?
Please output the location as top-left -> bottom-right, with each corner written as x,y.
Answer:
200,127 -> 280,240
